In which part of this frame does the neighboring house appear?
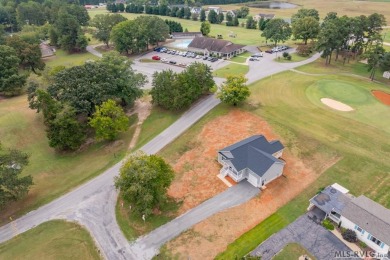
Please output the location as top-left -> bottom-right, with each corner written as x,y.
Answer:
308,184 -> 390,256
217,135 -> 285,188
39,42 -> 55,58
171,32 -> 203,39
225,10 -> 237,18
254,13 -> 275,21
188,37 -> 245,58
191,7 -> 202,14
115,0 -> 126,4
208,6 -> 222,14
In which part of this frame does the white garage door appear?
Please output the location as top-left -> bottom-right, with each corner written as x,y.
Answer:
248,173 -> 258,187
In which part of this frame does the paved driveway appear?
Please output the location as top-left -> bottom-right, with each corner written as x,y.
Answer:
130,181 -> 259,259
250,214 -> 350,260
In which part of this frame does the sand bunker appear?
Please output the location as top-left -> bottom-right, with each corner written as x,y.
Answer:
372,90 -> 390,106
320,98 -> 354,111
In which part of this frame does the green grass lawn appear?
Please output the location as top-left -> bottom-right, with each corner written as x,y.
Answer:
116,196 -> 181,241
0,95 -> 137,223
382,28 -> 390,42
215,68 -> 390,258
43,49 -> 98,68
273,243 -> 316,260
295,56 -> 390,85
0,220 -> 101,260
275,53 -> 313,63
133,106 -> 182,151
212,63 -> 249,78
230,52 -> 251,63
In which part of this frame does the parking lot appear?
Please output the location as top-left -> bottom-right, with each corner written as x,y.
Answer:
139,49 -> 229,71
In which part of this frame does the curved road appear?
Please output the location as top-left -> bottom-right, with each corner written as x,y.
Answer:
0,46 -> 321,259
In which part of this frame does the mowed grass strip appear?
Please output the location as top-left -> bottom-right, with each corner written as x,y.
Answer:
273,243 -> 316,260
0,220 -> 101,260
134,106 -> 182,151
212,63 -> 249,78
216,214 -> 288,259
0,96 -> 136,223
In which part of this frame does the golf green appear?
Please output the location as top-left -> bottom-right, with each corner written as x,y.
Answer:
306,78 -> 390,134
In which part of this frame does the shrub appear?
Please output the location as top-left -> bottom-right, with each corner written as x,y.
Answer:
296,44 -> 312,57
342,229 -> 357,242
359,241 -> 367,249
282,52 -> 289,58
322,219 -> 334,230
286,54 -> 292,60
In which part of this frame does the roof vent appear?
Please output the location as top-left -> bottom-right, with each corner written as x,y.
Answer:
330,188 -> 337,194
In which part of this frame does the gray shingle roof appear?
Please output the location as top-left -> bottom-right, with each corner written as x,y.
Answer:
341,196 -> 390,245
188,37 -> 245,54
310,186 -> 351,214
219,135 -> 284,177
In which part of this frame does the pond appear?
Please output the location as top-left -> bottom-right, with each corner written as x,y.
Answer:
247,1 -> 298,9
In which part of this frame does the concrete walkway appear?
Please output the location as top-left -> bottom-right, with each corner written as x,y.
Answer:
130,181 -> 259,259
250,214 -> 350,260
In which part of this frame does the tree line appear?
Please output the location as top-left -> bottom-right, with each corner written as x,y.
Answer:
27,51 -> 146,151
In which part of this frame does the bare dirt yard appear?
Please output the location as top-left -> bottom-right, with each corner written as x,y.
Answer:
164,109 -> 334,259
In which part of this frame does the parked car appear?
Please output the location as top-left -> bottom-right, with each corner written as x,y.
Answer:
154,47 -> 162,52
210,57 -> 218,62
265,50 -> 273,54
195,55 -> 202,59
249,57 -> 260,61
160,48 -> 167,53
152,55 -> 161,60
207,57 -> 213,61
203,56 -> 209,60
169,60 -> 177,64
161,58 -> 168,62
251,53 -> 263,58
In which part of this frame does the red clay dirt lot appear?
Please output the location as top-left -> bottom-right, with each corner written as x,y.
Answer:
372,90 -> 390,106
165,109 -> 333,259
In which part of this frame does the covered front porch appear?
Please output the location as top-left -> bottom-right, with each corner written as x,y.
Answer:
219,165 -> 245,182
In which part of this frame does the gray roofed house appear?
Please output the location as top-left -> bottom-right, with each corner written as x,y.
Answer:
308,184 -> 390,255
190,7 -> 202,14
218,135 -> 285,188
188,37 -> 246,59
40,42 -> 55,58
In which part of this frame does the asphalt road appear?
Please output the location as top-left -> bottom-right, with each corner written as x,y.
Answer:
0,46 -> 321,259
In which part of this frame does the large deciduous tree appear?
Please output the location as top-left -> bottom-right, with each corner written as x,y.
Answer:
115,151 -> 175,216
46,106 -> 87,151
208,9 -> 218,24
90,14 -> 127,47
6,35 -> 45,73
0,45 -> 27,96
111,16 -> 169,54
292,16 -> 320,45
151,62 -> 214,110
261,18 -> 292,47
54,12 -> 87,52
291,8 -> 319,23
0,144 -> 33,209
47,52 -> 145,116
218,75 -> 250,106
89,99 -> 129,141
200,21 -> 211,36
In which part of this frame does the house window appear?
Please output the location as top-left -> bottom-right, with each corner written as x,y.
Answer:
356,226 -> 363,233
370,235 -> 382,246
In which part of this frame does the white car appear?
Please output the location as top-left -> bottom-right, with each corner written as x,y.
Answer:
195,55 -> 202,59
161,58 -> 168,62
